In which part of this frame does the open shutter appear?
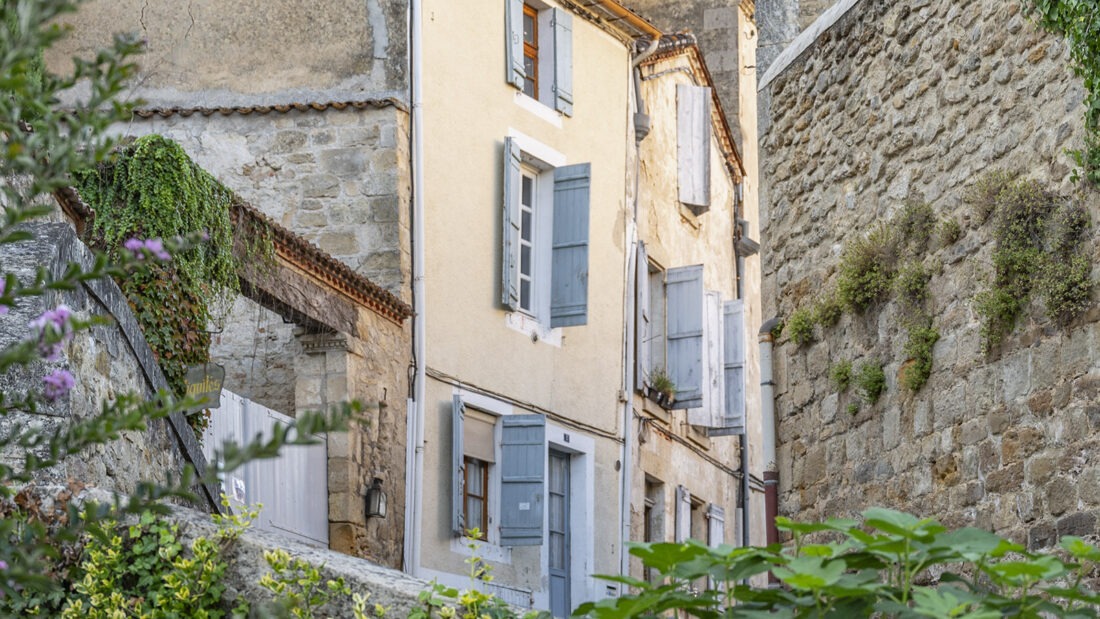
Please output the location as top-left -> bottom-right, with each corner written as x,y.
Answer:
452,396 -> 466,536
552,8 -> 573,116
501,137 -> 522,311
712,300 -> 747,437
677,84 -> 711,212
635,242 -> 650,388
689,292 -> 724,428
675,485 -> 691,542
505,0 -> 525,90
499,414 -> 546,545
550,163 -> 590,327
666,265 -> 704,409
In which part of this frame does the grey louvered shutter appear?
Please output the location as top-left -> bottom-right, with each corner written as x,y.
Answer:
501,137 -> 522,311
707,504 -> 725,547
675,485 -> 691,542
666,265 -> 704,409
505,0 -> 525,90
635,242 -> 650,388
550,163 -> 590,328
552,8 -> 573,116
713,300 -> 747,437
690,291 -> 724,428
677,84 -> 711,212
452,395 -> 466,536
499,414 -> 546,545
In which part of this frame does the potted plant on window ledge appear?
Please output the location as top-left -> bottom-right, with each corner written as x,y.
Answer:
647,368 -> 677,408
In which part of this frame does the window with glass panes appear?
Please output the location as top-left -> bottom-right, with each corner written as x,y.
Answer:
518,170 -> 537,312
464,457 -> 489,539
522,3 -> 539,99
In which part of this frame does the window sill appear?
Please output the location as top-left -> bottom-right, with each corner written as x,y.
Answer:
513,92 -> 563,128
450,534 -> 513,565
505,311 -> 562,347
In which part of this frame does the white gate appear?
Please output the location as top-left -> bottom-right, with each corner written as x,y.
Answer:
202,390 -> 329,547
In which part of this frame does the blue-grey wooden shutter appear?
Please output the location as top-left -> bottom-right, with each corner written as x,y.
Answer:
452,395 -> 466,536
505,0 -> 525,90
635,242 -> 650,388
666,265 -> 704,409
677,84 -> 711,212
552,8 -> 573,116
675,485 -> 691,542
712,300 -> 747,437
707,504 -> 725,547
550,163 -> 590,328
690,291 -> 724,428
501,137 -> 522,311
499,414 -> 546,545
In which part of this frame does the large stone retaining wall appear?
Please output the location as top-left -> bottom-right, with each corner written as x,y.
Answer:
758,0 -> 1100,546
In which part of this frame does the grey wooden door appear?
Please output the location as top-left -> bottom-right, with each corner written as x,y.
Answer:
548,450 -> 571,617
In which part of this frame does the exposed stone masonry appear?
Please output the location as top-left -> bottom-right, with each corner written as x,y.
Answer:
759,0 -> 1100,546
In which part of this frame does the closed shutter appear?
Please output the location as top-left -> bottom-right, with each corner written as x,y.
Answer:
452,395 -> 466,536
666,265 -> 704,409
550,163 -> 590,328
713,300 -> 747,437
677,84 -> 712,212
501,137 -> 522,311
499,414 -> 546,545
465,408 -> 497,463
635,242 -> 650,388
707,504 -> 725,547
505,0 -> 525,90
675,485 -> 691,542
552,8 -> 573,116
689,291 -> 724,428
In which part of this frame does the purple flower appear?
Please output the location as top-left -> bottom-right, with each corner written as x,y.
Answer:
143,238 -> 171,261
123,237 -> 171,261
30,305 -> 74,361
0,560 -> 8,570
123,237 -> 144,253
42,369 -> 75,402
0,280 -> 8,316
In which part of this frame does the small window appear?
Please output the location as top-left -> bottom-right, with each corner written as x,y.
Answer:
464,457 -> 489,539
506,0 -> 573,116
519,170 -> 538,313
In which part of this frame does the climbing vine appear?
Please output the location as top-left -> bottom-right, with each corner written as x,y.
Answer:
1026,0 -> 1100,184
75,135 -> 268,412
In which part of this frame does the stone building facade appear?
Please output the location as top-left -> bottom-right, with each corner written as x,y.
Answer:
758,0 -> 1100,545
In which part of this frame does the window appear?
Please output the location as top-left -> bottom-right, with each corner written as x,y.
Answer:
643,478 -> 665,582
464,457 -> 489,539
635,243 -> 746,434
452,396 -> 549,546
501,137 -> 591,328
506,0 -> 573,116
677,84 -> 712,212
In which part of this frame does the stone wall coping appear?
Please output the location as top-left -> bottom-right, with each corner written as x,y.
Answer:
758,0 -> 863,91
43,222 -> 218,509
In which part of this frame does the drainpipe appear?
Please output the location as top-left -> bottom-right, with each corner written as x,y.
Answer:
759,317 -> 781,548
403,0 -> 427,578
619,34 -> 660,582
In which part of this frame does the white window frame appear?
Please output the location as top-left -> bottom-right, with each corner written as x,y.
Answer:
512,0 -> 568,118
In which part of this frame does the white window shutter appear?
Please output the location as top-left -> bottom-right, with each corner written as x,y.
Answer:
552,8 -> 573,116
677,84 -> 712,212
635,242 -> 650,388
550,163 -> 590,327
707,504 -> 725,547
501,137 -> 522,311
499,414 -> 546,546
452,395 -> 466,536
505,0 -> 525,90
712,300 -> 747,437
666,265 -> 705,409
690,291 -> 724,429
675,485 -> 691,542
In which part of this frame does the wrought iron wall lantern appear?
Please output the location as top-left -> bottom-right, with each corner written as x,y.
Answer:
365,477 -> 387,519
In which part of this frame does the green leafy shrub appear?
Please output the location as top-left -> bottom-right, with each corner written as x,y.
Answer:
259,549 -> 387,619
963,169 -> 1016,223
785,306 -> 815,347
812,291 -> 844,327
846,403 -> 860,416
578,507 -> 1100,618
829,359 -> 852,392
836,225 -> 899,312
900,325 -> 939,391
938,217 -> 962,244
894,261 -> 930,326
855,360 -> 886,405
895,200 -> 937,251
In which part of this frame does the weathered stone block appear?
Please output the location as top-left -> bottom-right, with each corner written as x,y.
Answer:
1046,476 -> 1077,516
1057,512 -> 1096,538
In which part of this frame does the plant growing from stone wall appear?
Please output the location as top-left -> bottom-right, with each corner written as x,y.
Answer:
1026,0 -> 1100,184
829,359 -> 852,392
786,306 -> 816,347
970,171 -> 1093,352
854,360 -> 886,405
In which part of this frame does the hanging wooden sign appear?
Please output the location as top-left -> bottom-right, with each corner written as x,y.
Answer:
184,363 -> 225,412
